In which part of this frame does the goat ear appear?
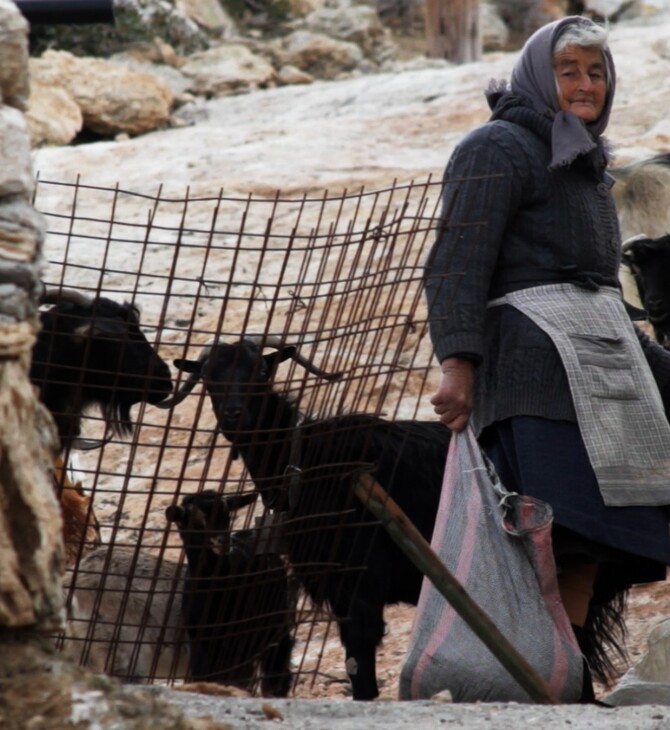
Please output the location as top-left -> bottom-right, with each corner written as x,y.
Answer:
223,492 -> 258,512
165,504 -> 184,523
121,303 -> 141,323
173,358 -> 202,374
627,240 -> 656,265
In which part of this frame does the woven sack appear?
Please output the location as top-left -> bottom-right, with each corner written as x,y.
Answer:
399,427 -> 583,702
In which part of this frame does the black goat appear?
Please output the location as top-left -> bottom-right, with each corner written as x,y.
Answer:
31,288 -> 173,451
622,234 -> 670,348
157,337 -> 449,700
165,489 -> 294,696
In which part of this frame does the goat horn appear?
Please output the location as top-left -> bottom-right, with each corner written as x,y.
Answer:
153,344 -> 213,409
40,287 -> 94,308
69,436 -> 111,451
244,333 -> 342,382
621,233 -> 649,254
243,333 -> 285,349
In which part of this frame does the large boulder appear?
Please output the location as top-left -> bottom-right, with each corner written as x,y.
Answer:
268,30 -> 364,79
180,43 -> 277,97
28,50 -> 174,143
24,83 -> 83,148
300,0 -> 397,65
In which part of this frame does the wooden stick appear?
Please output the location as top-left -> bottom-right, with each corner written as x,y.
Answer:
352,473 -> 559,705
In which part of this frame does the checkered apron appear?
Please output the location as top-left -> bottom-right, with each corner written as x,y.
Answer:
488,284 -> 670,507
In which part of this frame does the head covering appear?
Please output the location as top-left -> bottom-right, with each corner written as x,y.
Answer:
503,16 -> 616,169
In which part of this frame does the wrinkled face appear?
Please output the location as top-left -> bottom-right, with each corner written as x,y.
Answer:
554,44 -> 607,123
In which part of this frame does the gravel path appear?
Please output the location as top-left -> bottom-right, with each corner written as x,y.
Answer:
144,688 -> 670,729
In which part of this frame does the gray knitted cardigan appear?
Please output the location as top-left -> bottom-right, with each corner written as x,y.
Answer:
424,97 -> 670,433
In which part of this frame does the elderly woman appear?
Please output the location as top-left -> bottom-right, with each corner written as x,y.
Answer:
425,16 -> 670,702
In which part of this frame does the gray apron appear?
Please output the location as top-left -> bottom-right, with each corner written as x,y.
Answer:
488,283 -> 670,507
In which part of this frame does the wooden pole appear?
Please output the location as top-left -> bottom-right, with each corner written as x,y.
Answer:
352,473 -> 559,705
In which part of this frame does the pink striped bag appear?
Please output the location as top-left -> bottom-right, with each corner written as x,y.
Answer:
399,427 -> 583,702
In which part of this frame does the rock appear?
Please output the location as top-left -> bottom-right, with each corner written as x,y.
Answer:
180,44 -> 277,97
0,378 -> 63,629
25,82 -> 83,147
0,640 -> 215,730
0,0 -> 29,111
652,36 -> 670,60
112,37 -> 185,67
277,64 -> 315,85
110,49 -> 193,98
0,107 -> 34,196
176,0 -> 237,33
0,198 -> 45,265
604,619 -> 670,706
301,0 -> 398,65
28,50 -> 174,140
269,30 -> 364,79
282,0 -> 324,18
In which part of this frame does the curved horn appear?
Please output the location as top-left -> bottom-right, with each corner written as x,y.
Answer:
69,436 -> 112,451
244,333 -> 342,382
243,333 -> 285,349
621,233 -> 649,254
40,287 -> 95,308
153,344 -> 213,409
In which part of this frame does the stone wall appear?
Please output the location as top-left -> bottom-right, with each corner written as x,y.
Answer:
0,0 -> 64,632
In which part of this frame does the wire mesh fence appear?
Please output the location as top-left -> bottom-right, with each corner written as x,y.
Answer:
33,175 -> 451,698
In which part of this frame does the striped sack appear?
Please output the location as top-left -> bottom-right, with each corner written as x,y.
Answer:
399,427 -> 583,703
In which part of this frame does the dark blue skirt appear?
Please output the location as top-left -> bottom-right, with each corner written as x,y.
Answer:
479,416 -> 670,589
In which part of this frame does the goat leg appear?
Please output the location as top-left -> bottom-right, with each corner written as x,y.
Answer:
260,632 -> 294,697
338,610 -> 385,701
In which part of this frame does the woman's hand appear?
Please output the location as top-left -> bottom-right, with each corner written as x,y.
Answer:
430,357 -> 475,432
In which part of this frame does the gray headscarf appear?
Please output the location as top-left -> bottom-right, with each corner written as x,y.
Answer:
508,15 -> 616,169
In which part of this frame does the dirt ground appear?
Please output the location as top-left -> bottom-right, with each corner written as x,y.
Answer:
287,580 -> 670,702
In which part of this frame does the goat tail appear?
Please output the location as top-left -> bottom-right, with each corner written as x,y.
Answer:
579,588 -> 629,687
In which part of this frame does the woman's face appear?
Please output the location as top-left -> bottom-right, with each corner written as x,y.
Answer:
553,44 -> 607,122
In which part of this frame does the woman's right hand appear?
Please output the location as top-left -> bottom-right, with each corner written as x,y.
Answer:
430,357 -> 475,432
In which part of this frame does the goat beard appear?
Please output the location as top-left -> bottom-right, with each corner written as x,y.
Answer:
100,401 -> 134,438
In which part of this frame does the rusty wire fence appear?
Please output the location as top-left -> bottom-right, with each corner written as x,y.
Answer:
32,175 -> 451,697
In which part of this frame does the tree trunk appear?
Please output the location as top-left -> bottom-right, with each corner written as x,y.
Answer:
424,0 -> 481,63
